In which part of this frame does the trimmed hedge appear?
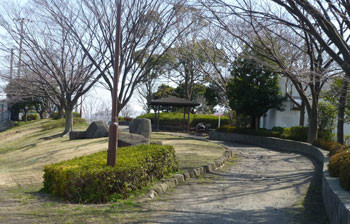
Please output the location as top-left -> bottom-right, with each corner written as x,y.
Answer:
119,116 -> 133,122
26,114 -> 39,121
312,139 -> 350,190
51,112 -> 81,120
41,118 -> 87,131
43,144 -> 178,203
328,151 -> 350,177
216,125 -> 309,142
138,112 -> 229,129
216,126 -> 281,138
340,163 -> 350,190
313,139 -> 348,157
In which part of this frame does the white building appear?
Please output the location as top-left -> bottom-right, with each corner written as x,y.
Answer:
261,77 -> 350,136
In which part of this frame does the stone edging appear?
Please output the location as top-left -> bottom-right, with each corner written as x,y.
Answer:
140,145 -> 234,202
209,131 -> 350,224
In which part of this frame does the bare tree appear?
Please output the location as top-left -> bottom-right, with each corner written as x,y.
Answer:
0,6 -> 103,134
137,77 -> 158,114
35,0 -> 193,115
216,0 -> 350,143
136,54 -> 168,113
120,103 -> 135,118
199,0 -> 339,142
162,5 -> 210,101
195,24 -> 235,120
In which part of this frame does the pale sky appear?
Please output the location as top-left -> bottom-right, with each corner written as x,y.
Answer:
0,0 -> 148,117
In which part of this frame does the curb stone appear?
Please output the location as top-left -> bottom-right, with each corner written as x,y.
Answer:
140,148 -> 234,202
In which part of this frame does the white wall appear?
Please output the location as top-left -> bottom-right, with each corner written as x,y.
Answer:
262,100 -> 305,129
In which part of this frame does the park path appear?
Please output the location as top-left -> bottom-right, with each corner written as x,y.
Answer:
134,138 -> 328,224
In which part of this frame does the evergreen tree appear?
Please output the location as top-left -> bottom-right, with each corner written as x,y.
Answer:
227,56 -> 285,129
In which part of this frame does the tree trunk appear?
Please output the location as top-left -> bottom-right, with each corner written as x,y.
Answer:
58,107 -> 64,119
307,103 -> 318,143
23,110 -> 28,122
39,111 -> 44,119
299,102 -> 305,126
63,109 -> 73,135
250,115 -> 258,130
255,116 -> 260,130
337,78 -> 348,144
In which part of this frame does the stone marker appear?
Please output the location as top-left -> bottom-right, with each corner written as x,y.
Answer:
69,131 -> 86,140
129,118 -> 152,138
69,120 -> 150,148
118,132 -> 150,147
85,121 -> 109,139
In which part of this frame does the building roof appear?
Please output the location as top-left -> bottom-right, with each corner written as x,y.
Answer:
149,96 -> 200,107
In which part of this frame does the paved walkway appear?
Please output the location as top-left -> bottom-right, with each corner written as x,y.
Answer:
135,137 -> 328,224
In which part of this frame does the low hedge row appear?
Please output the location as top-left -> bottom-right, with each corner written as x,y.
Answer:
26,114 -> 39,121
41,118 -> 87,131
216,125 -> 309,142
313,139 -> 350,190
313,139 -> 347,157
119,116 -> 133,122
43,144 -> 178,203
51,112 -> 81,120
138,112 -> 229,129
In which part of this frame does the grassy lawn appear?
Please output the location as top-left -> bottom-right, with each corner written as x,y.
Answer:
0,120 -> 228,223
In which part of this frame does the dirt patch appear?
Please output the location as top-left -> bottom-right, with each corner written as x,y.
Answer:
152,133 -> 226,170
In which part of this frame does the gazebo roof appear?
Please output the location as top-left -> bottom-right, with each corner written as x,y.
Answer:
149,96 -> 200,107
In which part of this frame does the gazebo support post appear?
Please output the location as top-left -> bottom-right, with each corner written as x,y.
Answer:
187,107 -> 190,132
157,105 -> 160,130
148,97 -> 200,132
154,107 -> 157,131
183,107 -> 186,131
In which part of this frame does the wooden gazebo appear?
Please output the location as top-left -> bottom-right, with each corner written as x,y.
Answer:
149,96 -> 200,131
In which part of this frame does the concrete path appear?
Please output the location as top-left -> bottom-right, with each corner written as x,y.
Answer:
136,140 -> 328,224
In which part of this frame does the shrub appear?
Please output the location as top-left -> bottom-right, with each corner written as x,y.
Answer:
50,112 -> 62,120
345,135 -> 350,146
216,126 -> 281,138
271,126 -> 285,134
216,125 -> 236,133
27,114 -> 39,121
318,101 -> 336,141
73,112 -> 81,118
51,112 -> 81,119
328,151 -> 350,177
41,118 -> 87,131
43,144 -> 178,203
285,126 -> 308,142
339,163 -> 350,190
217,125 -> 311,142
119,116 -> 133,122
191,114 -> 229,129
313,139 -> 348,157
138,112 -> 229,129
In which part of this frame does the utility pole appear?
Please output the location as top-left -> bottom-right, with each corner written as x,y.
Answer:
80,96 -> 83,117
17,18 -> 24,78
10,49 -> 14,81
107,0 -> 122,167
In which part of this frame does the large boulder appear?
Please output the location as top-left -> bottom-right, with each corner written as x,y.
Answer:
85,121 -> 109,139
69,131 -> 86,140
0,120 -> 13,132
118,132 -> 150,147
129,118 -> 152,139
